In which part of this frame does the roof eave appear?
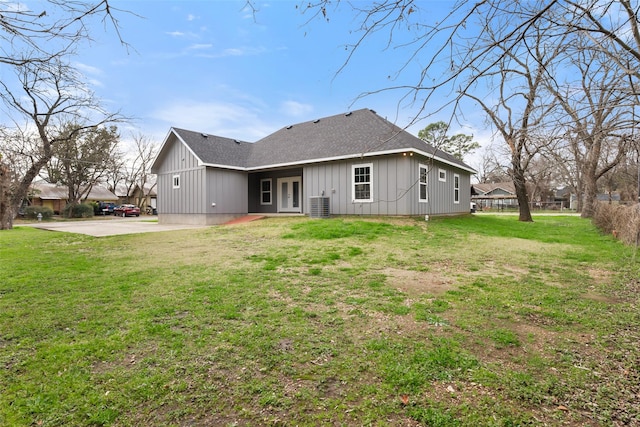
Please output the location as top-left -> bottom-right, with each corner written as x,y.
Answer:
199,163 -> 247,171
246,148 -> 477,173
410,148 -> 477,174
151,128 -> 207,173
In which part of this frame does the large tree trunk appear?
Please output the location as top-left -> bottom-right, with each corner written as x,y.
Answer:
580,148 -> 603,218
0,157 -> 50,230
511,156 -> 533,222
0,162 -> 14,230
581,173 -> 599,218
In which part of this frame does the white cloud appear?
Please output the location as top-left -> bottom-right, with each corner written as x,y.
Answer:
195,46 -> 267,59
280,101 -> 313,117
75,62 -> 103,76
187,14 -> 197,21
150,101 -> 276,141
73,62 -> 104,87
166,31 -> 185,37
188,43 -> 213,50
222,48 -> 244,56
87,78 -> 104,88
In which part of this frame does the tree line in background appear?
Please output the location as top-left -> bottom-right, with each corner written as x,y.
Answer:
1,124 -> 157,217
304,0 -> 640,222
0,1 -> 156,229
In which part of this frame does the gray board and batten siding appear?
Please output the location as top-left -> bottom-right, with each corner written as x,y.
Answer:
151,108 -> 476,225
153,132 -> 249,225
303,155 -> 470,217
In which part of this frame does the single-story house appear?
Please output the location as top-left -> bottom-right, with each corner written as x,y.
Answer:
568,190 -> 622,210
115,182 -> 157,212
133,182 -> 157,213
28,181 -> 118,214
472,182 -> 518,210
151,109 -> 477,225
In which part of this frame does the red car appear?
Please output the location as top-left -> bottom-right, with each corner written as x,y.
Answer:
113,204 -> 140,217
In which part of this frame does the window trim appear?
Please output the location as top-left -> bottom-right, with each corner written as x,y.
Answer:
454,173 -> 460,204
352,163 -> 373,203
172,174 -> 180,189
419,163 -> 429,203
260,178 -> 272,205
438,168 -> 446,182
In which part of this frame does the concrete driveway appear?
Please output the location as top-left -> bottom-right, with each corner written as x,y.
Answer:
21,217 -> 208,237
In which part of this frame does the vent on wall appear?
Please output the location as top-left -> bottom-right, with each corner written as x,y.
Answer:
309,196 -> 330,219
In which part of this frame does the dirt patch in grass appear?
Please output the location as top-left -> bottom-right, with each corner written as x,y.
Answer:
583,291 -> 623,304
587,267 -> 613,285
384,267 -> 456,296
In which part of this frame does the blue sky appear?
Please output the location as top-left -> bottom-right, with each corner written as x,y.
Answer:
14,1 -> 492,166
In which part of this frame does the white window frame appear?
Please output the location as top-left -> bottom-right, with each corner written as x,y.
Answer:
172,174 -> 180,189
419,164 -> 429,203
352,163 -> 373,203
260,178 -> 272,205
438,168 -> 447,182
454,173 -> 460,204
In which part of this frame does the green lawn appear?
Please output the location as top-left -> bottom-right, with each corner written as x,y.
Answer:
1,215 -> 638,426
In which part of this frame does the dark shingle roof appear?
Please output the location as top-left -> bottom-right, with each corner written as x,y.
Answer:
247,109 -> 472,171
32,181 -> 118,201
166,109 -> 475,173
172,128 -> 252,168
472,182 -> 516,195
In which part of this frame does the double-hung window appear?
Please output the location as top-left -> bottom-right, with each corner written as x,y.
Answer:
260,178 -> 272,205
352,163 -> 373,202
454,174 -> 460,203
419,164 -> 428,203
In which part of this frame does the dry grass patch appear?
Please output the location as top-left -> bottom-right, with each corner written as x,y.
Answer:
384,267 -> 456,296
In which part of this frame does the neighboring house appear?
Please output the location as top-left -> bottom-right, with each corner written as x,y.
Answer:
115,182 -> 157,212
133,182 -> 157,213
29,181 -> 118,214
570,191 -> 621,210
472,182 -> 518,210
114,185 -> 129,206
151,109 -> 477,225
554,187 -> 574,210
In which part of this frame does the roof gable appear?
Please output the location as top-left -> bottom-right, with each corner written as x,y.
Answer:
472,182 -> 516,196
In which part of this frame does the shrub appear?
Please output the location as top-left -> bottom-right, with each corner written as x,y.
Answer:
90,201 -> 100,215
22,206 -> 54,220
592,202 -> 640,246
592,202 -> 619,235
63,203 -> 95,218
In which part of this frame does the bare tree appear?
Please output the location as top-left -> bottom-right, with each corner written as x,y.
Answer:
0,126 -> 43,213
296,0 -> 640,219
474,145 -> 510,184
464,19 -> 564,221
604,148 -> 640,203
103,150 -> 126,195
0,159 -> 10,223
0,59 -> 125,229
545,40 -> 634,218
525,154 -> 563,209
44,124 -> 120,210
0,0 -> 128,67
121,133 -> 158,210
0,1 -> 128,229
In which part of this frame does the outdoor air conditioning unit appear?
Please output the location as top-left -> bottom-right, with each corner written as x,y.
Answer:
309,196 -> 330,219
